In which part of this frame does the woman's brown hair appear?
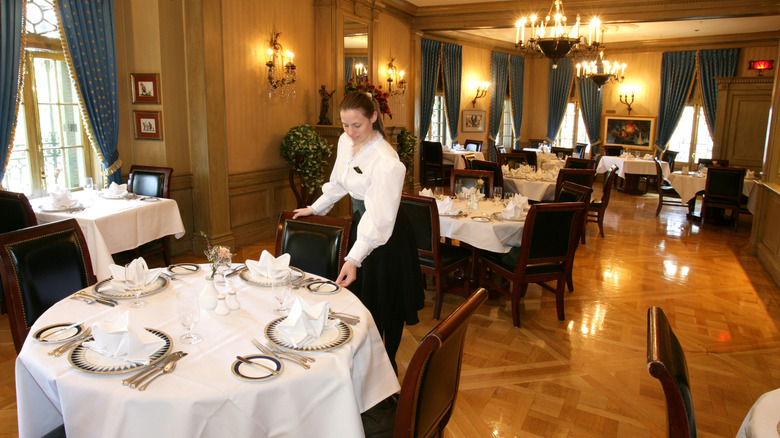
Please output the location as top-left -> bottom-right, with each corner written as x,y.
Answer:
340,91 -> 386,139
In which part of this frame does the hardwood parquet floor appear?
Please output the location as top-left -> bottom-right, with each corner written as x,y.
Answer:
1,182 -> 777,437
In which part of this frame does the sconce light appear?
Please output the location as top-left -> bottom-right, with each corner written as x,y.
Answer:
353,61 -> 368,80
471,82 -> 490,107
386,58 -> 406,95
748,59 -> 774,76
265,30 -> 296,99
618,86 -> 638,115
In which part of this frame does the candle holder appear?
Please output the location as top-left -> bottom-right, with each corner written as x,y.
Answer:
619,91 -> 635,115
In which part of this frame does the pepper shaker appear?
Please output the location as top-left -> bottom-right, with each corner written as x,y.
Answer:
214,294 -> 230,316
226,290 -> 241,311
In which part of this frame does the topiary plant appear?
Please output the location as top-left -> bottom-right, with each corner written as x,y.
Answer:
397,128 -> 417,185
280,124 -> 332,207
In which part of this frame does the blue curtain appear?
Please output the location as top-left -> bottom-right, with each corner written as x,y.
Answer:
509,56 -> 525,152
488,52 -> 509,161
0,0 -> 24,186
420,38 -> 441,141
57,0 -> 122,184
576,61 -> 604,153
441,42 -> 462,142
655,51 -> 697,150
699,48 -> 740,138
344,56 -> 367,85
546,57 -> 574,142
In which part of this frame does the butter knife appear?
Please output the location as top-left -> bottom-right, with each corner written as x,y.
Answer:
236,356 -> 280,375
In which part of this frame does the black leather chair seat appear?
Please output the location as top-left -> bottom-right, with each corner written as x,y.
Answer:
659,184 -> 680,196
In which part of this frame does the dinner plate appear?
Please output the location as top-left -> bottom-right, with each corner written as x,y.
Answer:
98,191 -> 128,199
38,202 -> 84,213
493,212 -> 526,222
265,317 -> 352,352
68,328 -> 172,374
167,263 -> 201,275
238,266 -> 305,287
306,280 -> 341,295
33,322 -> 86,343
139,197 -> 160,202
438,210 -> 462,217
231,355 -> 283,381
93,275 -> 170,299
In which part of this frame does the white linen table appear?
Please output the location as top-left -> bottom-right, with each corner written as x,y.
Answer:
442,149 -> 485,169
438,198 -> 525,253
15,264 -> 398,438
597,156 -> 669,194
667,171 -> 758,213
502,176 -> 556,202
737,388 -> 780,438
31,191 -> 186,281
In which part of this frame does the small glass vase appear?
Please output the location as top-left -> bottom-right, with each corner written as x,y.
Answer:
200,277 -> 219,310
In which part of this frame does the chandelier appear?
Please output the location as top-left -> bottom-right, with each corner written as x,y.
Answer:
386,58 -> 406,95
265,30 -> 296,99
576,50 -> 626,88
515,0 -> 601,66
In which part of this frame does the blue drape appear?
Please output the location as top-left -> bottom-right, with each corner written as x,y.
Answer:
420,38 -> 441,141
0,0 -> 24,186
546,57 -> 574,142
699,48 -> 740,138
344,56 -> 367,85
488,52 -> 509,161
441,42 -> 462,142
57,0 -> 122,184
576,61 -> 604,154
655,51 -> 697,150
509,56 -> 525,152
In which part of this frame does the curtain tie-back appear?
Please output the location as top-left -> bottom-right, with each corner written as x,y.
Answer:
104,159 -> 122,178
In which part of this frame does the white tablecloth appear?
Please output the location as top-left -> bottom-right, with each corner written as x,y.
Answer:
16,265 -> 398,438
31,191 -> 186,280
502,177 -> 556,202
667,172 -> 758,212
737,388 -> 780,438
439,198 -> 525,253
442,149 -> 485,169
597,156 -> 669,179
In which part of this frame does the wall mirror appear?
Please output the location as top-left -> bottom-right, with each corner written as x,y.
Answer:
343,17 -> 369,86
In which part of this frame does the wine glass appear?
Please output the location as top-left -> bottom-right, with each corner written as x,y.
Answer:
434,186 -> 444,200
272,270 -> 292,316
83,177 -> 94,206
493,187 -> 503,205
177,289 -> 202,344
126,263 -> 146,308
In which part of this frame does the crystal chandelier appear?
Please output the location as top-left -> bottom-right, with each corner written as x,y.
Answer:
576,50 -> 626,88
515,0 -> 601,66
265,31 -> 296,100
386,58 -> 406,96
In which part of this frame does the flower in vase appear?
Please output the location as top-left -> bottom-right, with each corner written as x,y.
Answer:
201,231 -> 233,279
475,179 -> 484,193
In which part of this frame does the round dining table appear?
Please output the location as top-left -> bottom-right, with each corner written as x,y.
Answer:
15,264 -> 399,438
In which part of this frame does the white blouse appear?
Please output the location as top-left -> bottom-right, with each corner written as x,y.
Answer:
310,131 -> 406,265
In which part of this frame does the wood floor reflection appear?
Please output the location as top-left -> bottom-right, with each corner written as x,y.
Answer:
2,182 -> 778,437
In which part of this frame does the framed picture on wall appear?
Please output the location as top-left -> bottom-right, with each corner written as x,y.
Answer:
462,110 -> 485,132
134,111 -> 163,140
602,115 -> 656,150
131,73 -> 161,104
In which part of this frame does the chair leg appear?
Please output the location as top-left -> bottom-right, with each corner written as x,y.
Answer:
555,278 -> 566,321
566,271 -> 574,292
656,194 -> 663,216
597,211 -> 605,238
433,273 -> 443,320
511,281 -> 526,328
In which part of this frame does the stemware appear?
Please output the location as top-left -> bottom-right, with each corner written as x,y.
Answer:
493,187 -> 503,205
83,177 -> 94,206
126,263 -> 146,308
272,270 -> 292,316
433,186 -> 444,200
177,289 -> 202,344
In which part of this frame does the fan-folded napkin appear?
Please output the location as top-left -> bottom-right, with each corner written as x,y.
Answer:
49,188 -> 76,208
747,170 -> 756,179
682,166 -> 690,175
436,196 -> 456,214
643,154 -> 653,160
105,182 -> 128,197
246,250 -> 291,279
502,196 -> 528,219
108,258 -> 161,291
419,188 -> 434,197
277,297 -> 337,347
83,311 -> 164,364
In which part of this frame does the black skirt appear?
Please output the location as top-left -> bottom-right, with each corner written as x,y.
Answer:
348,199 -> 425,329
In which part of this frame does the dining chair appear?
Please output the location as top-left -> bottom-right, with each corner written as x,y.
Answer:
460,153 -> 477,170
700,166 -> 746,231
587,164 -> 618,238
556,181 -> 592,247
0,219 -> 97,352
604,145 -> 624,156
554,168 -> 596,197
479,202 -> 585,327
495,144 -> 507,155
551,146 -> 574,159
655,158 -> 690,216
464,139 -> 483,152
450,169 -> 494,197
643,150 -> 679,190
697,158 -> 729,168
574,143 -> 588,159
274,211 -> 352,281
127,165 -> 174,266
498,152 -> 536,171
528,138 -> 547,149
564,157 -> 596,169
472,160 -> 502,192
400,194 -> 473,320
647,306 -> 696,438
0,190 -> 38,314
421,141 -> 453,187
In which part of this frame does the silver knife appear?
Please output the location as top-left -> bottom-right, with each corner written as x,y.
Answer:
123,351 -> 185,387
130,351 -> 188,389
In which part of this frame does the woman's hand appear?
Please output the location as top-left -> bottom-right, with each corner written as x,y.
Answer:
292,207 -> 313,219
336,260 -> 357,287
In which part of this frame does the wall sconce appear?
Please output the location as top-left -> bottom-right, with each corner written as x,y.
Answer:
471,82 -> 489,107
618,86 -> 637,115
266,30 -> 296,99
748,59 -> 774,76
386,58 -> 406,95
353,61 -> 368,80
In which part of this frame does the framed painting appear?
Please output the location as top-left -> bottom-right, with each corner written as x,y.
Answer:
131,73 -> 161,104
602,115 -> 656,150
134,111 -> 163,140
462,110 -> 485,132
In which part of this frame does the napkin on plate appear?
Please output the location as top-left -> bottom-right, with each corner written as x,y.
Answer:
436,196 -> 456,214
682,166 -> 689,175
502,196 -> 528,219
49,187 -> 76,208
643,154 -> 653,160
108,258 -> 162,291
105,182 -> 128,197
501,164 -> 511,175
246,250 -> 291,279
276,297 -> 337,347
419,188 -> 434,197
747,169 -> 755,179
82,311 -> 164,364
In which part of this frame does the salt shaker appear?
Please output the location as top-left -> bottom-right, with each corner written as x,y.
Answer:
226,290 -> 241,311
214,294 -> 230,316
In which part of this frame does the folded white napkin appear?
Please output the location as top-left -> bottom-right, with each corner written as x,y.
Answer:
104,182 -> 128,197
643,154 -> 653,160
108,258 -> 161,291
49,188 -> 76,208
83,312 -> 164,364
747,170 -> 755,179
502,197 -> 527,219
246,250 -> 291,279
419,188 -> 434,197
542,170 -> 558,181
436,196 -> 456,214
276,297 -> 337,347
501,164 -> 511,175
460,186 -> 475,197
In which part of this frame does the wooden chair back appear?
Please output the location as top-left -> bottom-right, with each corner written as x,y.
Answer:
604,146 -> 623,156
464,139 -> 483,152
564,157 -> 595,169
450,170 -> 494,197
472,160 -> 502,190
0,190 -> 37,234
274,211 -> 352,281
128,165 -> 173,198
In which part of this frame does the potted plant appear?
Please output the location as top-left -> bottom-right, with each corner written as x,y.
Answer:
280,124 -> 332,208
396,128 -> 416,187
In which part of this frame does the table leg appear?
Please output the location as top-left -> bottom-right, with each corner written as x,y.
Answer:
618,174 -> 646,195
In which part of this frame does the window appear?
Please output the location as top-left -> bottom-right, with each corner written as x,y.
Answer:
497,100 -> 514,148
667,105 -> 713,168
555,102 -> 589,148
425,95 -> 450,145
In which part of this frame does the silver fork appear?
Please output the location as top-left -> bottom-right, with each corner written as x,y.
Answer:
49,327 -> 92,356
264,341 -> 315,363
252,340 -> 310,369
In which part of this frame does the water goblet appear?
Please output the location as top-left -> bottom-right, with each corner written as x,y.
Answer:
493,187 -> 503,205
434,187 -> 444,200
272,270 -> 292,316
83,177 -> 94,206
177,289 -> 202,344
126,263 -> 146,308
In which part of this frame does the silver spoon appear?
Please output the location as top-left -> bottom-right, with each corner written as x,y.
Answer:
137,360 -> 178,391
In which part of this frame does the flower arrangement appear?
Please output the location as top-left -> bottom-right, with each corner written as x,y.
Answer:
345,76 -> 392,118
475,179 -> 484,193
200,231 -> 232,279
396,128 -> 417,185
280,124 -> 332,203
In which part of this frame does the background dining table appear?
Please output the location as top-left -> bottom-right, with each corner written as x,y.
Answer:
597,155 -> 669,194
438,198 -> 525,253
667,171 -> 759,213
15,264 -> 398,438
31,191 -> 186,280
502,176 -> 557,201
442,148 -> 485,169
